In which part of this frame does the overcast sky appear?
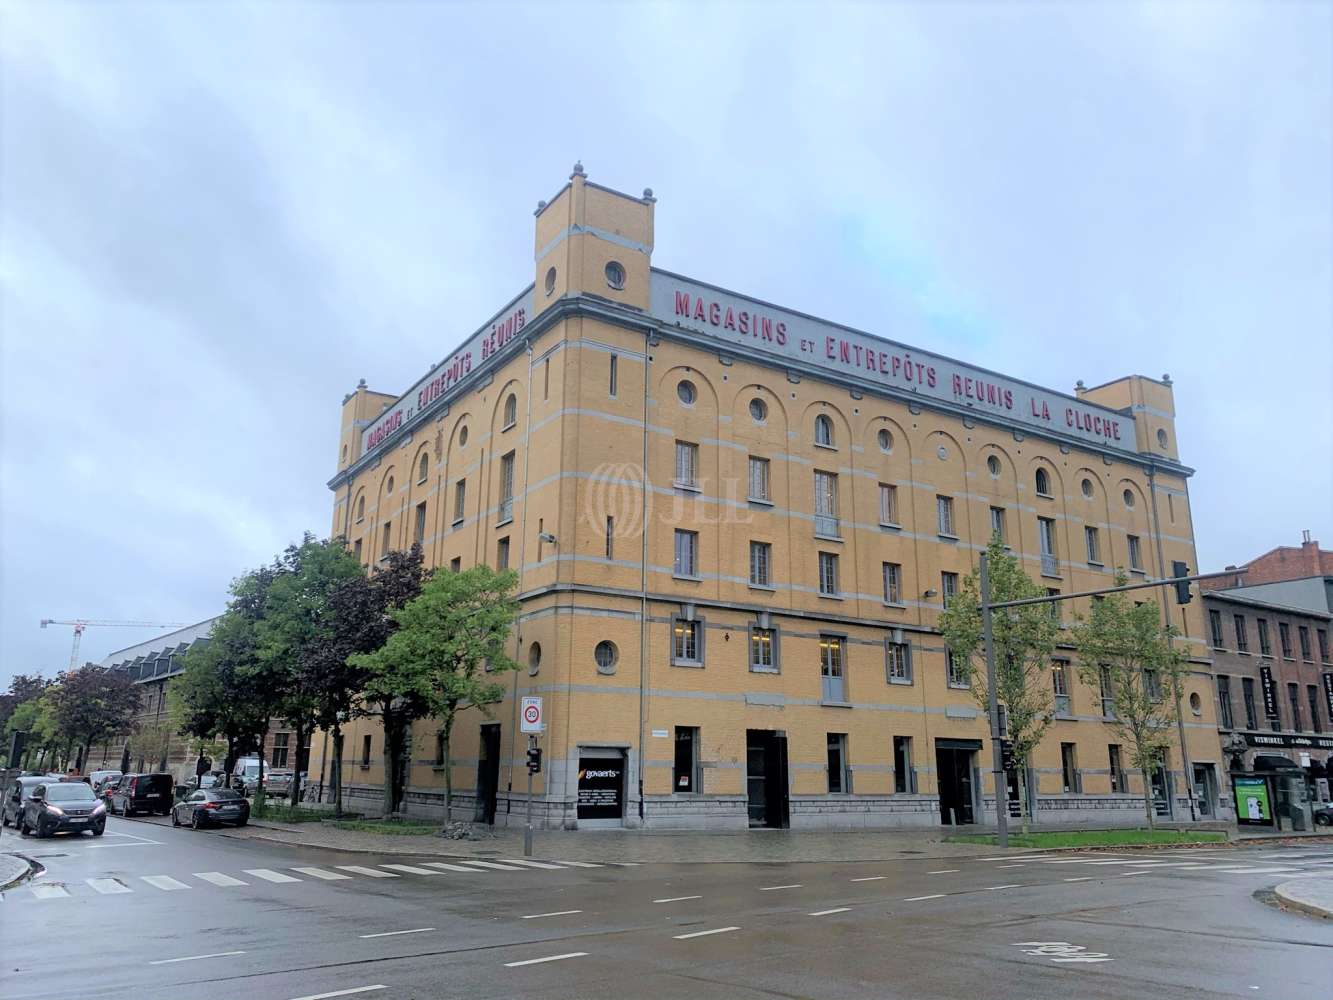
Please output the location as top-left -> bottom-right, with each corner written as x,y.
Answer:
2,2 -> 1329,687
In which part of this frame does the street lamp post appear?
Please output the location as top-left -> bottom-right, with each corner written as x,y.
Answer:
980,552 -> 1009,849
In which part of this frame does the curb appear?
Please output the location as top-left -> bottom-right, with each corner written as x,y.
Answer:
1274,879 -> 1333,920
0,853 -> 41,893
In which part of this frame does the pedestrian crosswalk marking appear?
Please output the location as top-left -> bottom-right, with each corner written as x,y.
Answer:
244,868 -> 302,884
500,859 -> 565,870
456,860 -> 524,871
141,875 -> 190,891
30,883 -> 71,900
195,872 -> 247,887
336,865 -> 398,878
380,864 -> 441,875
292,867 -> 352,880
421,862 -> 483,873
87,878 -> 132,894
553,860 -> 602,868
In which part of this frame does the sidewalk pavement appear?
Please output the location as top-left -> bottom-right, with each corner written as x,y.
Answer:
0,850 -> 36,891
1275,877 -> 1333,919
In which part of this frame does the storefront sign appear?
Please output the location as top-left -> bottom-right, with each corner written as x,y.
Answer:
1233,776 -> 1272,826
576,758 -> 624,820
650,272 -> 1137,454
361,289 -> 534,453
1323,673 -> 1333,724
1240,731 -> 1333,750
1259,665 -> 1279,720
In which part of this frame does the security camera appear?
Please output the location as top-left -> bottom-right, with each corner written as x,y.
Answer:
538,531 -> 557,544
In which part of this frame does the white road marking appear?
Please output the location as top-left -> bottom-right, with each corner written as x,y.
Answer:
655,895 -> 702,903
1213,867 -> 1300,875
245,868 -> 302,884
673,926 -> 740,939
141,875 -> 190,891
500,859 -> 565,869
1119,871 -> 1151,877
521,910 -> 583,919
359,927 -> 435,939
504,952 -> 588,967
553,860 -> 602,868
194,872 -> 247,887
850,876 -> 887,882
1063,877 -> 1093,882
87,878 -> 132,894
379,864 -> 440,875
808,907 -> 851,916
29,884 -> 71,900
904,894 -> 945,901
288,987 -> 387,1000
928,869 -> 960,874
981,884 -> 1023,890
996,864 -> 1025,869
292,867 -> 352,880
335,865 -> 398,878
455,860 -> 523,871
149,950 -> 245,965
758,884 -> 802,891
421,862 -> 484,873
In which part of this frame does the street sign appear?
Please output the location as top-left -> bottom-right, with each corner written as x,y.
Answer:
520,696 -> 544,733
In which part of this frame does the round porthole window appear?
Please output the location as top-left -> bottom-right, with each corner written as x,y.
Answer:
1189,692 -> 1202,715
877,428 -> 893,452
544,266 -> 556,296
987,455 -> 1001,477
1156,428 -> 1168,448
1123,488 -> 1135,509
594,640 -> 619,674
749,397 -> 767,422
677,380 -> 697,405
458,425 -> 469,447
1081,478 -> 1094,498
528,642 -> 542,676
605,260 -> 626,290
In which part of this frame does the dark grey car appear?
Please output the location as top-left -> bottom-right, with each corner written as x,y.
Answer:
19,781 -> 106,837
171,788 -> 250,829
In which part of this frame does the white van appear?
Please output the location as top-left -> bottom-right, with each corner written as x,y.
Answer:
231,757 -> 270,794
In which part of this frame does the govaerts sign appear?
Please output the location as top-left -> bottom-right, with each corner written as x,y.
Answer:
650,272 -> 1138,455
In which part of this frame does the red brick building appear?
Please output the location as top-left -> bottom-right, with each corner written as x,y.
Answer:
1204,531 -> 1333,591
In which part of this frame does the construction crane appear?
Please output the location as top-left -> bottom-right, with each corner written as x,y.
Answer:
39,619 -> 191,670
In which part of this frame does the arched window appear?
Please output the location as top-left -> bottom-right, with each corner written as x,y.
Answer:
814,414 -> 834,447
385,475 -> 394,495
356,495 -> 365,521
503,393 -> 517,429
418,454 -> 429,484
1035,468 -> 1051,497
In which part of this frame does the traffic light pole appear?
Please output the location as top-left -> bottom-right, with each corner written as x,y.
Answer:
524,734 -> 536,857
980,552 -> 1009,849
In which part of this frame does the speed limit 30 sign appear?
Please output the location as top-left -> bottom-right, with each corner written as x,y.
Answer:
520,696 -> 544,733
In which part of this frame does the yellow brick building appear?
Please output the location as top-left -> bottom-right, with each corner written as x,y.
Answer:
313,166 -> 1228,830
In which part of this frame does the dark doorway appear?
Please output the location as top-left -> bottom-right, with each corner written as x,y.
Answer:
746,730 -> 790,828
474,724 -> 501,825
936,740 -> 980,825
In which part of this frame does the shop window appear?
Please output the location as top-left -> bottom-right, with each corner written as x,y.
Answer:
673,727 -> 699,793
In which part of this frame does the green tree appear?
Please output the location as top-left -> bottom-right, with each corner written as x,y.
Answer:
938,537 -> 1059,832
47,664 -> 139,772
351,565 -> 519,823
1070,577 -> 1187,828
0,674 -> 49,734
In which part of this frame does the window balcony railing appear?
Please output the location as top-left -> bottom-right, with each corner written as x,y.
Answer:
1041,553 -> 1059,576
815,514 -> 840,538
497,498 -> 513,524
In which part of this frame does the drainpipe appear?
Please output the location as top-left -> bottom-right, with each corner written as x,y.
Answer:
637,329 -> 651,825
505,340 -> 537,820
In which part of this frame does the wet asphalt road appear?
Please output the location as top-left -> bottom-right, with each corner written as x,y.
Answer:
2,816 -> 1331,1000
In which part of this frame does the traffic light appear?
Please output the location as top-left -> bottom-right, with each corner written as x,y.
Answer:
1000,739 -> 1016,772
1171,561 -> 1192,605
526,745 -> 542,774
8,730 -> 26,769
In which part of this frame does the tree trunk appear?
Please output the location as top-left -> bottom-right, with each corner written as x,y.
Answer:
224,735 -> 236,788
1018,766 -> 1031,836
442,721 -> 454,825
382,703 -> 400,818
289,722 -> 306,809
331,726 -> 344,818
255,724 -> 268,811
1141,765 -> 1155,829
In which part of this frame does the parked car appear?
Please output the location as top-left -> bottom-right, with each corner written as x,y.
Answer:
109,773 -> 174,816
198,772 -> 223,789
172,788 -> 250,829
264,769 -> 296,796
18,781 -> 106,837
1314,802 -> 1333,827
90,770 -> 122,795
2,775 -> 52,827
231,757 -> 270,795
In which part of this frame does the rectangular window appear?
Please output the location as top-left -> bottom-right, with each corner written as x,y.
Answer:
673,529 -> 698,578
449,556 -> 462,573
827,733 -> 850,794
543,357 -> 549,399
886,641 -> 911,684
941,572 -> 959,607
989,506 -> 1006,544
1308,685 -> 1322,733
674,441 -> 699,488
360,734 -> 372,767
1258,619 -> 1272,656
272,733 -> 290,768
1280,622 -> 1293,658
749,541 -> 772,587
1234,615 -> 1249,653
434,731 -> 445,767
820,635 -> 846,702
749,626 -> 777,672
1208,610 -> 1224,648
1052,661 -> 1071,716
1038,517 -> 1058,575
353,538 -> 363,561
414,501 -> 427,545
879,483 -> 899,526
1299,625 -> 1312,660
1084,526 -> 1101,564
1143,668 -> 1162,701
1288,683 -> 1303,730
1108,745 -> 1124,793
608,353 -> 618,397
818,551 -> 839,596
1127,534 -> 1143,571
882,562 -> 902,604
1242,677 -> 1258,729
814,470 -> 839,537
748,456 -> 770,502
673,727 -> 699,793
1061,743 -> 1079,793
936,495 -> 955,537
893,736 -> 913,794
946,650 -> 969,689
672,619 -> 701,665
1319,628 -> 1329,662
1099,665 -> 1115,718
496,536 -> 510,571
453,479 -> 466,524
381,522 -> 392,559
605,516 -> 614,560
1217,675 -> 1234,729
1047,588 -> 1062,623
498,451 -> 515,523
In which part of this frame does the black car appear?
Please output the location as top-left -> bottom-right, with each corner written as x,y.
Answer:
19,781 -> 106,837
109,773 -> 174,817
172,788 -> 250,829
1315,802 -> 1333,827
